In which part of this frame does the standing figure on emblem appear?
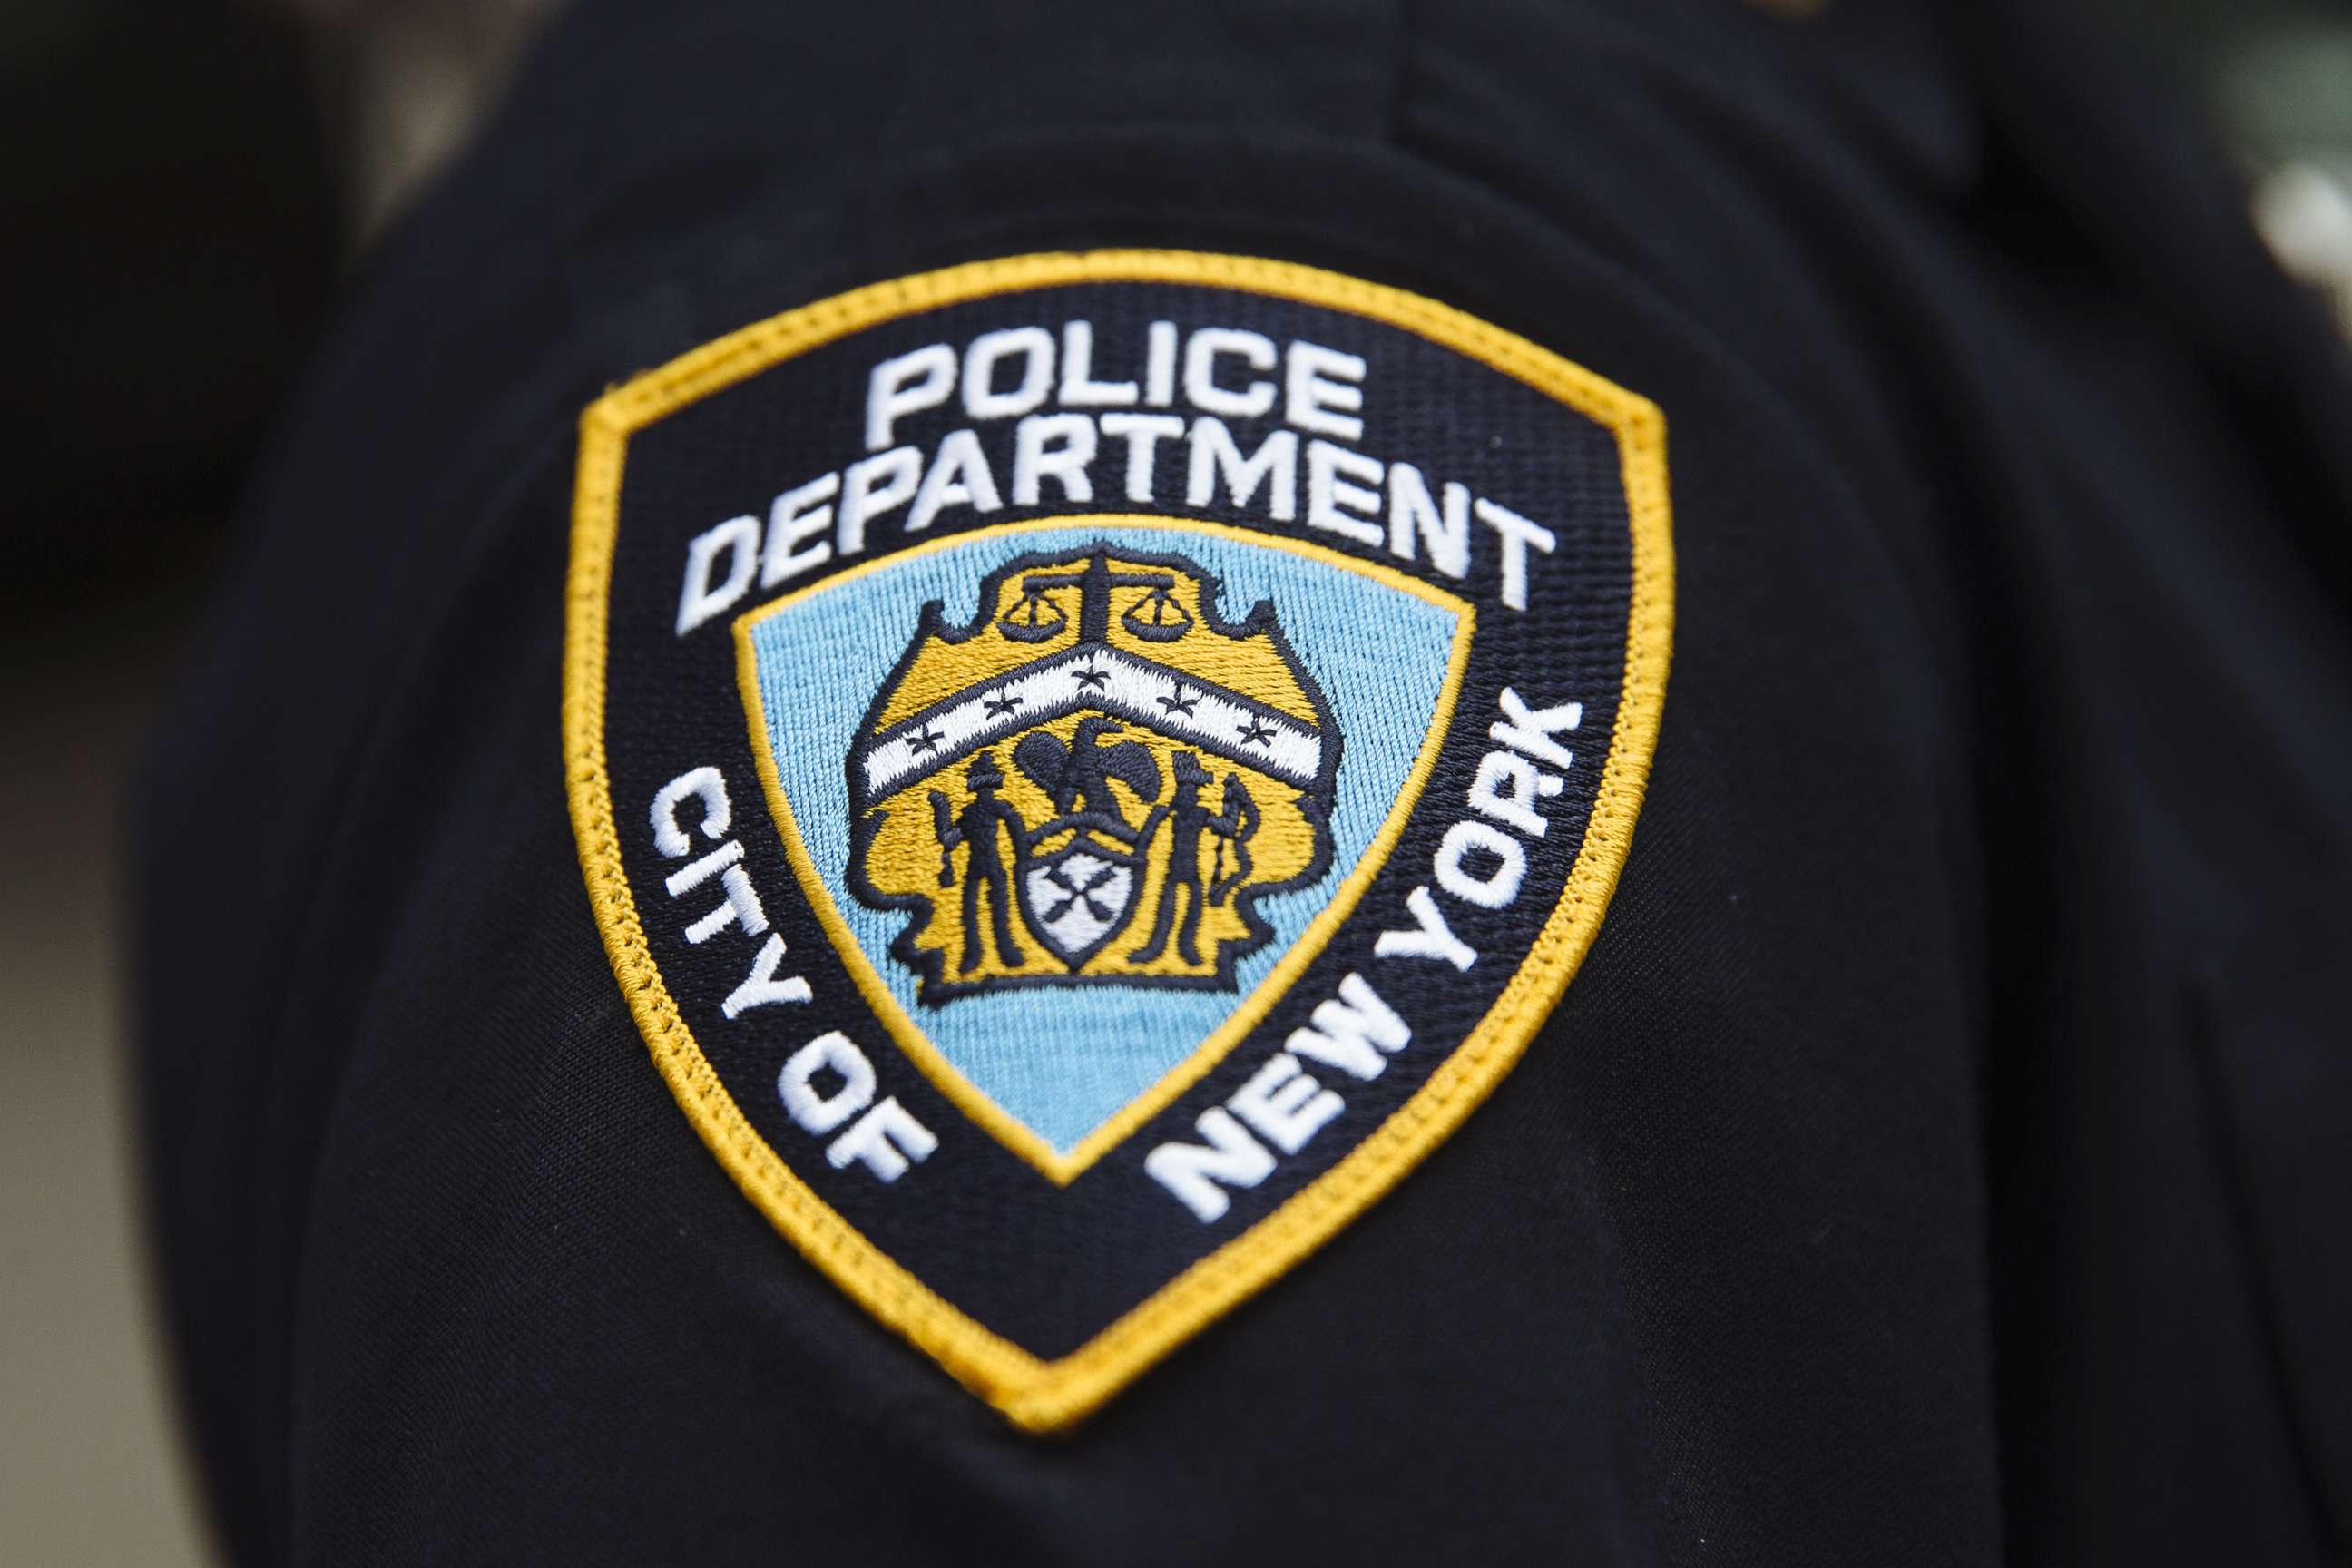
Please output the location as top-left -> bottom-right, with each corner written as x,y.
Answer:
928,751 -> 1027,975
1131,751 -> 1259,967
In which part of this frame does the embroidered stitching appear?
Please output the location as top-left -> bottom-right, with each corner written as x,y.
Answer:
564,250 -> 1674,1431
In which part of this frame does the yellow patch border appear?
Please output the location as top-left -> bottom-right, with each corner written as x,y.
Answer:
564,249 -> 1674,1431
731,515 -> 1474,1184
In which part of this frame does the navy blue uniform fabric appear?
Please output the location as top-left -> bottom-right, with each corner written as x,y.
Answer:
135,0 -> 2352,1562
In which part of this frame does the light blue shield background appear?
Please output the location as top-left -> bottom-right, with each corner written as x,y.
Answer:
746,523 -> 1459,1154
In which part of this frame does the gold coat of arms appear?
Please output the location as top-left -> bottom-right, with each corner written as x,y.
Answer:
848,543 -> 1338,1000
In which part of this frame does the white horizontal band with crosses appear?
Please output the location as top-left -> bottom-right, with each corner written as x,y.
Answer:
858,643 -> 1324,801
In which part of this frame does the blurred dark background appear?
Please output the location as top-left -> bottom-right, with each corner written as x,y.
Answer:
0,1 -> 2345,1560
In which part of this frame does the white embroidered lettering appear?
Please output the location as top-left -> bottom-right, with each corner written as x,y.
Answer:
1306,439 -> 1384,546
1186,417 -> 1297,519
1490,687 -> 1582,770
1057,320 -> 1141,407
650,767 -> 730,858
1143,320 -> 1180,407
1373,885 -> 1479,970
1467,750 -> 1563,838
676,514 -> 760,635
1284,340 -> 1367,440
1387,463 -> 1470,581
963,326 -> 1055,421
1144,1108 -> 1276,1222
1283,972 -> 1412,1080
761,472 -> 838,587
826,1097 -> 938,1182
1227,1054 -> 1344,1154
1474,497 -> 1556,612
1182,327 -> 1278,418
1435,820 -> 1525,910
1099,412 -> 1186,502
837,447 -> 922,554
906,429 -> 1003,532
1013,412 -> 1098,504
779,1031 -> 876,1133
723,933 -> 812,1018
866,343 -> 956,449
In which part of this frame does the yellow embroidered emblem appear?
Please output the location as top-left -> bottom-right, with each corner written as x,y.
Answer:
848,544 -> 1336,997
564,250 -> 1676,1433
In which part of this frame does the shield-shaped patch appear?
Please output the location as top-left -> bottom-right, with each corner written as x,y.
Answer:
564,250 -> 1672,1430
739,524 -> 1460,1173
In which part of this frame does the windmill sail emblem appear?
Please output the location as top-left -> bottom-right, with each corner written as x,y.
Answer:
848,544 -> 1339,1001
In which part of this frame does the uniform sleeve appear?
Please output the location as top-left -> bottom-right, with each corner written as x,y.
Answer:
135,1 -> 2352,1563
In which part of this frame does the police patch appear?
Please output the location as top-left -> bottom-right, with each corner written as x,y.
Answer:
564,251 -> 1672,1429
